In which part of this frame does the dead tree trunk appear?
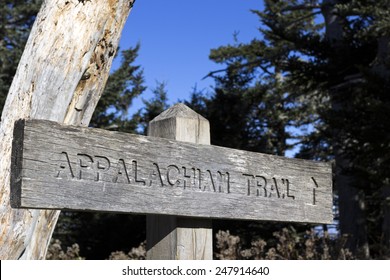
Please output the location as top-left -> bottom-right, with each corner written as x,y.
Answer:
0,0 -> 135,259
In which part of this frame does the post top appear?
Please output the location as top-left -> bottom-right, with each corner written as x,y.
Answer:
151,103 -> 208,123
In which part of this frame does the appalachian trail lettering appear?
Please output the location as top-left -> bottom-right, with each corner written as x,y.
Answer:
55,151 -> 300,201
11,119 -> 332,223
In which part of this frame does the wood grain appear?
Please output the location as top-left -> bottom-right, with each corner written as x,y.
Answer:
11,118 -> 333,224
146,103 -> 212,260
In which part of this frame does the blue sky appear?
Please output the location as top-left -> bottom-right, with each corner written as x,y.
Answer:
114,0 -> 264,113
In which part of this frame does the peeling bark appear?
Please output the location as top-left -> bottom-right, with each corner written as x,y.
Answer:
0,0 -> 135,259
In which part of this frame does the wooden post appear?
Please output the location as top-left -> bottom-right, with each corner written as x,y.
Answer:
146,103 -> 213,260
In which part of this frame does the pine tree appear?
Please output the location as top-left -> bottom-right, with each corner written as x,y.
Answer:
135,81 -> 169,135
195,0 -> 390,258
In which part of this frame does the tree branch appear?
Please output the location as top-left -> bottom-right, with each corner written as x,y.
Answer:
202,60 -> 272,80
286,11 -> 322,29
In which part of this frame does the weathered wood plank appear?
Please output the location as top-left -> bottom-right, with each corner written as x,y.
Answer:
11,118 -> 333,223
146,103 -> 212,260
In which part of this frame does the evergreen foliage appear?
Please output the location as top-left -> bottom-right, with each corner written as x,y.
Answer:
189,0 -> 390,258
134,81 -> 170,135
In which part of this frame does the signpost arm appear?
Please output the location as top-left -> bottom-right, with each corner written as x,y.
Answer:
146,103 -> 213,260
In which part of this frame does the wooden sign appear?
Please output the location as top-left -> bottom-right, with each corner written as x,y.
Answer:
11,119 -> 332,224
